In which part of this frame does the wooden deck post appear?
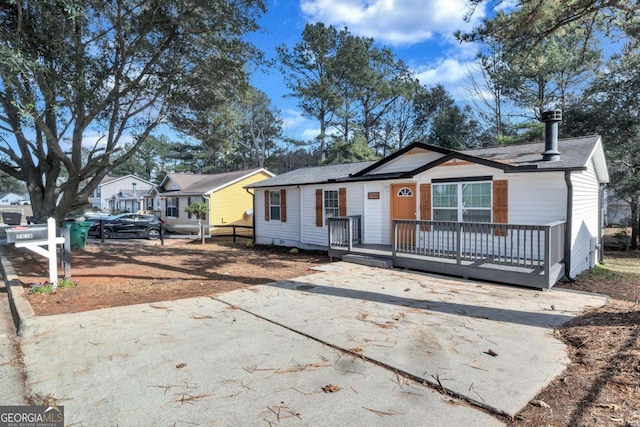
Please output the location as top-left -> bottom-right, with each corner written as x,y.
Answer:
391,220 -> 397,257
456,222 -> 462,265
544,225 -> 551,280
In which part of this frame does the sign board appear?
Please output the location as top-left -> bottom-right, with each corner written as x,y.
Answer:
367,192 -> 380,200
6,225 -> 48,243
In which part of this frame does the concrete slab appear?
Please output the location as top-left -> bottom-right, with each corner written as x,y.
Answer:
0,292 -> 27,405
217,262 -> 608,417
19,297 -> 502,426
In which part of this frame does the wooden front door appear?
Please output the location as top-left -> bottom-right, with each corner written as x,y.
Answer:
391,183 -> 417,246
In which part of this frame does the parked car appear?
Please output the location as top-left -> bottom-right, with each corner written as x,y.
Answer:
11,199 -> 30,205
87,213 -> 164,239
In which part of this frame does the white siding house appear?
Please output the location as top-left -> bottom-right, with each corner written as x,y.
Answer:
90,175 -> 155,212
248,130 -> 609,289
0,193 -> 27,205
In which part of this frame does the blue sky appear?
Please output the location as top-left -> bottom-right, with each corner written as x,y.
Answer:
248,0 -> 494,142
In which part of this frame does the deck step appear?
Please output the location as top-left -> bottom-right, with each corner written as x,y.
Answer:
342,254 -> 393,269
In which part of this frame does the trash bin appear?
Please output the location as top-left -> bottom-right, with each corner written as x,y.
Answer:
62,220 -> 93,249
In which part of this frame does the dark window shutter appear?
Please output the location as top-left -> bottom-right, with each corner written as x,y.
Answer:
315,189 -> 323,227
493,180 -> 508,236
280,189 -> 287,222
264,190 -> 270,221
338,188 -> 347,216
176,198 -> 179,218
419,184 -> 431,231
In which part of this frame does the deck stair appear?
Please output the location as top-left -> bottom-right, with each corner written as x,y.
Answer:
342,254 -> 393,269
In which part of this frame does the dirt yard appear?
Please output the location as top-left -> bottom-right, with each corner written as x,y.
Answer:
3,239 -> 639,426
513,251 -> 640,426
5,240 -> 329,315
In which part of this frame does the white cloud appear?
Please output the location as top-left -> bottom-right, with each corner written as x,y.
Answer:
79,130 -> 135,151
282,109 -> 308,130
413,56 -> 495,102
301,127 -> 321,141
300,0 -> 484,46
415,58 -> 470,86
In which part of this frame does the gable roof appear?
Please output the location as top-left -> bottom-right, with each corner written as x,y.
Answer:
99,174 -> 155,188
246,162 -> 375,189
465,135 -> 602,170
158,168 -> 274,195
248,135 -> 607,188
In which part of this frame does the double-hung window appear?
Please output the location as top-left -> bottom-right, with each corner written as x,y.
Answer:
166,197 -> 178,218
324,190 -> 339,223
269,191 -> 281,221
432,181 -> 491,223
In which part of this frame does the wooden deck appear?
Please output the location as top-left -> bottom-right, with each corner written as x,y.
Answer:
328,218 -> 567,289
329,244 -> 564,289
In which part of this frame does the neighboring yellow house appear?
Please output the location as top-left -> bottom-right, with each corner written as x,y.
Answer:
146,168 -> 274,235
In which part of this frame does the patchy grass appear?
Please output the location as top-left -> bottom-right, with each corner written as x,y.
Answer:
28,277 -> 78,295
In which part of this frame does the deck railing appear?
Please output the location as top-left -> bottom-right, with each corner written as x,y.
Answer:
393,220 -> 566,272
328,216 -> 362,251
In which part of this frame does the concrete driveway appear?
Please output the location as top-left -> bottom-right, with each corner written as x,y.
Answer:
11,262 -> 607,426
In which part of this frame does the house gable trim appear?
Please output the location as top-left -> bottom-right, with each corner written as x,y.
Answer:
353,142 -> 453,177
410,152 -> 523,176
205,168 -> 275,195
99,174 -> 155,188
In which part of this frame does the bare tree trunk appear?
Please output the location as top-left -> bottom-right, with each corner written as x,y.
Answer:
631,200 -> 638,250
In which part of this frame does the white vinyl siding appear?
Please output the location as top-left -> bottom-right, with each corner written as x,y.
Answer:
569,160 -> 601,277
371,151 -> 444,174
363,183 -> 384,244
255,187 -> 301,246
300,184 -> 365,247
507,172 -> 566,224
420,164 -> 565,225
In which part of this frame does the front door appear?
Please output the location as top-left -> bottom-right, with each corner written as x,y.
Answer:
391,183 -> 417,247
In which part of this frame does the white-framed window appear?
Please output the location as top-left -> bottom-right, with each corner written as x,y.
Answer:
324,190 -> 339,223
433,182 -> 491,222
269,191 -> 281,221
166,197 -> 179,218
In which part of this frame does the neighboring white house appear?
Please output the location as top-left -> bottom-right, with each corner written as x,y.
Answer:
605,191 -> 636,226
247,118 -> 609,289
90,175 -> 155,212
0,192 -> 27,205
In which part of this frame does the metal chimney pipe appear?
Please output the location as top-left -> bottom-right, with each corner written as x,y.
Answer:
542,109 -> 562,161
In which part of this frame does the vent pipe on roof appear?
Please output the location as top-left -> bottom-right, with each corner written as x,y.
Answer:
542,109 -> 562,161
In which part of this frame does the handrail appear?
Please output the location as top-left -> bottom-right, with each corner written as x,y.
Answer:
328,216 -> 362,250
393,219 -> 566,270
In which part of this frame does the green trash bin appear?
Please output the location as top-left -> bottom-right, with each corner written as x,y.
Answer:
62,220 -> 93,249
